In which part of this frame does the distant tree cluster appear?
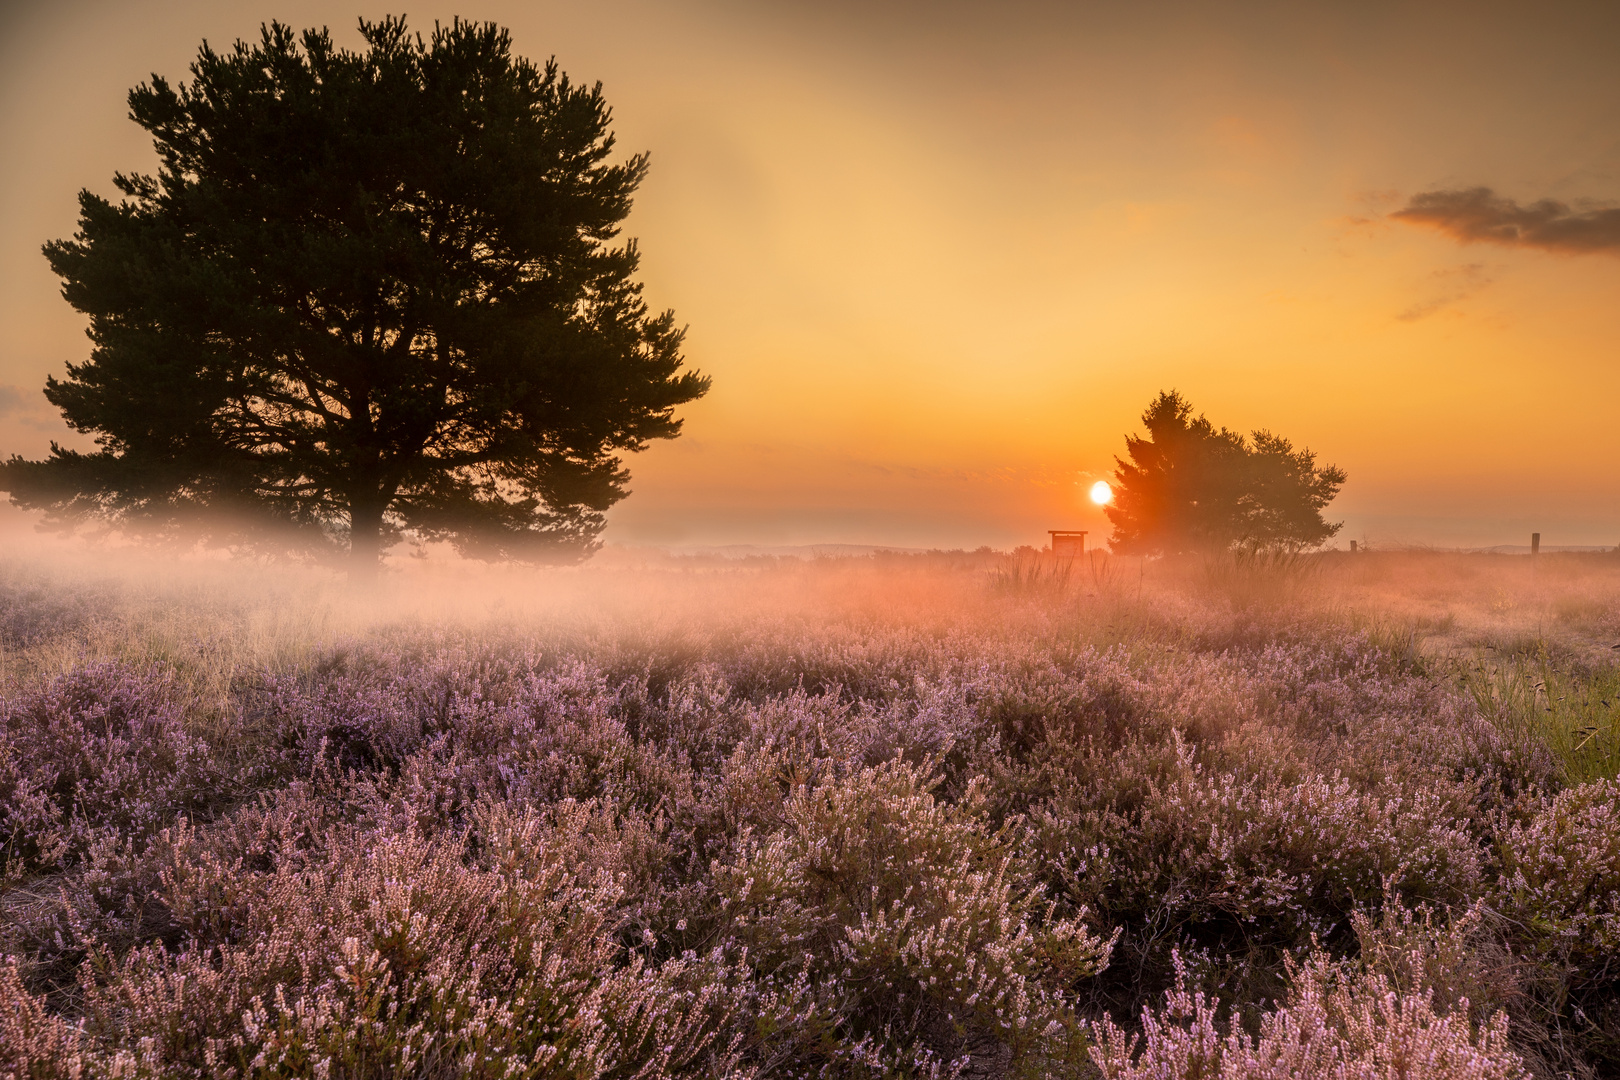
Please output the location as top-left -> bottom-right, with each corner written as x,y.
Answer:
0,18 -> 707,576
1106,390 -> 1346,555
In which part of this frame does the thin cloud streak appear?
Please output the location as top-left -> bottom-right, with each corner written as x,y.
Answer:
1392,187 -> 1620,254
1395,262 -> 1492,322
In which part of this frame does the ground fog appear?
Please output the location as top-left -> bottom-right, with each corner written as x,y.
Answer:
3,545 -> 1619,1079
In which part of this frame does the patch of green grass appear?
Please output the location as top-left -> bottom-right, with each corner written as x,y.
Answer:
1457,645 -> 1620,784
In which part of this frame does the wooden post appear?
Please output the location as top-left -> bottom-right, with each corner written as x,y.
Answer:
1349,540 -> 1357,553
1531,533 -> 1540,556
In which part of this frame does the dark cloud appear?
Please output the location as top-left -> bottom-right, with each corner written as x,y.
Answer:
1392,187 -> 1620,254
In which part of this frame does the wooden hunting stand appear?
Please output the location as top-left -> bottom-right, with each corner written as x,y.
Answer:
1049,531 -> 1087,559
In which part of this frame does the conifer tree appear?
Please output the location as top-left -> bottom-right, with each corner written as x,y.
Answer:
1106,391 -> 1345,555
0,18 -> 708,576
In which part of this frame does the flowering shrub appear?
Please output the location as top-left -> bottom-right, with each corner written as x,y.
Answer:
1497,778 -> 1620,960
715,755 -> 1115,1075
1089,899 -> 1530,1079
1088,945 -> 1528,1080
1,662 -> 219,875
1041,734 -> 1484,929
4,804 -> 742,1079
0,958 -> 82,1080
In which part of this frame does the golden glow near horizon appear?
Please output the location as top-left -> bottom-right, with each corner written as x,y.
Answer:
2,1 -> 1618,551
1090,481 -> 1113,506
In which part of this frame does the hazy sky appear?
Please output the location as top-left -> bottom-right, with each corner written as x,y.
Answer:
3,0 -> 1618,549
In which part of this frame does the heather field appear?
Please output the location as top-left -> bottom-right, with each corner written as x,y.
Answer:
3,547 -> 1620,1079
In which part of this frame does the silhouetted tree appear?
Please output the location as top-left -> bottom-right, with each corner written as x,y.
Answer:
1106,391 -> 1345,555
0,18 -> 707,577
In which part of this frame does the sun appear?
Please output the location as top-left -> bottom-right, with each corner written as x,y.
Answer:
1089,480 -> 1113,505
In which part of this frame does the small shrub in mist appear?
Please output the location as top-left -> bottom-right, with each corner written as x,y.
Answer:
1195,546 -> 1327,612
989,552 -> 1080,597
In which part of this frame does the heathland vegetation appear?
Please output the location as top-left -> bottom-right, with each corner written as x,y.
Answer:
3,546 -> 1618,1078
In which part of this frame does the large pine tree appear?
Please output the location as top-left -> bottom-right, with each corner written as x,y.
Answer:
0,18 -> 708,576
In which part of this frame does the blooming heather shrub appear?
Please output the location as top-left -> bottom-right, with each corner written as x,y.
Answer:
1493,781 -> 1620,1072
1090,900 -> 1531,1080
492,665 -> 697,817
976,645 -> 1150,755
1498,779 -> 1620,961
244,652 -> 692,845
258,667 -> 421,775
0,662 -> 218,876
1087,946 -> 1528,1080
249,640 -> 510,776
1025,725 -> 1493,1026
714,755 -> 1115,1076
0,574 -> 109,649
3,805 -> 741,1079
712,623 -> 962,707
1040,733 -> 1484,927
1356,895 -> 1546,1047
1,959 -> 85,1080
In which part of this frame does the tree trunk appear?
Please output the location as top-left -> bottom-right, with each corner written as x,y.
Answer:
349,497 -> 384,584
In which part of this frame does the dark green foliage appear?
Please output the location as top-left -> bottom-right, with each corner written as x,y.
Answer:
1106,390 -> 1346,555
0,18 -> 708,571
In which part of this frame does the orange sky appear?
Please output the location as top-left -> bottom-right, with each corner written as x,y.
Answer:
3,0 -> 1618,550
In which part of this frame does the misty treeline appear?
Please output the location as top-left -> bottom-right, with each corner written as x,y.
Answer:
1106,391 -> 1346,556
0,18 -> 707,578
4,552 -> 1620,1077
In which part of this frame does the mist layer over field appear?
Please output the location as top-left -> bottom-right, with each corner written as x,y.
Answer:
3,546 -> 1619,1078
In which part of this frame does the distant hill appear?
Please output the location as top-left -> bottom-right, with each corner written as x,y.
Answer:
1471,545 -> 1617,554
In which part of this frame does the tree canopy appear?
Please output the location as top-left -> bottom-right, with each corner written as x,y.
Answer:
0,17 -> 708,574
1105,391 -> 1346,555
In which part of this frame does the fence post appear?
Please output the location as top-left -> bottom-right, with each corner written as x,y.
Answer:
1531,533 -> 1540,556
1349,540 -> 1357,553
